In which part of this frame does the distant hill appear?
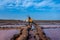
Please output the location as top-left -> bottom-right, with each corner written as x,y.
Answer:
0,20 -> 24,25
33,20 -> 60,23
0,20 -> 60,25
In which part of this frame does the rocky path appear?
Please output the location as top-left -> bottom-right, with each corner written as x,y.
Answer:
28,30 -> 36,40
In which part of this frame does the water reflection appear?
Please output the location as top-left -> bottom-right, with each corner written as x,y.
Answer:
0,30 -> 20,40
0,28 -> 60,40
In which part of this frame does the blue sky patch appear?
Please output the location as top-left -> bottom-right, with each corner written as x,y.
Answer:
0,0 -> 60,20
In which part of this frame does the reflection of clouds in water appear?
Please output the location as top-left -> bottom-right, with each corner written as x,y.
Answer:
44,28 -> 60,40
0,30 -> 20,40
31,25 -> 35,30
0,28 -> 60,40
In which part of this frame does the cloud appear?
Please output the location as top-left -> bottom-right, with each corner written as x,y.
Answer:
16,0 -> 60,11
34,0 -> 52,7
20,0 -> 33,8
0,0 -> 60,12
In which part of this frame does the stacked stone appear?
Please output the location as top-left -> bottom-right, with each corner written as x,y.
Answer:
34,24 -> 50,40
34,31 -> 40,40
16,27 -> 28,40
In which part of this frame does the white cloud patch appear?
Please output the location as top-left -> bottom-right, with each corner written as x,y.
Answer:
0,0 -> 60,11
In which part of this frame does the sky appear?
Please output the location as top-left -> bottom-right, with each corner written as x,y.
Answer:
0,0 -> 60,20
